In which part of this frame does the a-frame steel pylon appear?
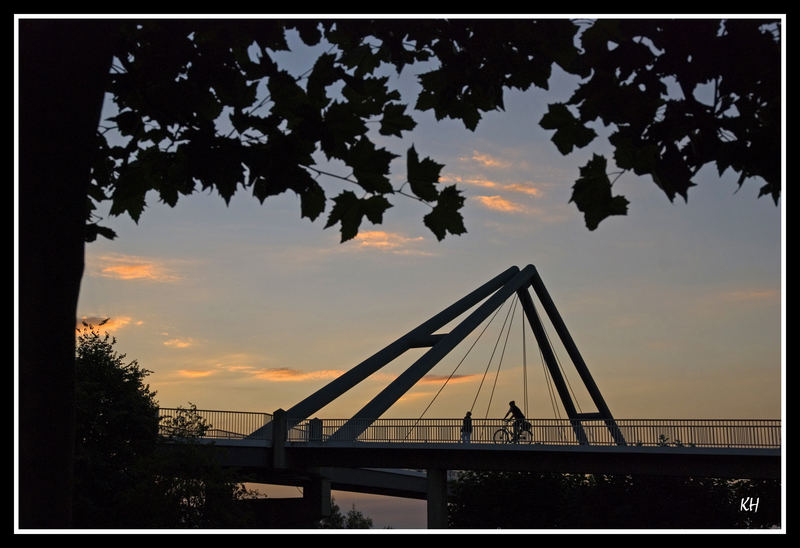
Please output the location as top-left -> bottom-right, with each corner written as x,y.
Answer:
257,265 -> 626,446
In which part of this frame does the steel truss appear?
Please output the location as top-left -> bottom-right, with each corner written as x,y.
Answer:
253,265 -> 626,446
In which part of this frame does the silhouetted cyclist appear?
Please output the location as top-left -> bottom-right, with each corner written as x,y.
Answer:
504,400 -> 526,441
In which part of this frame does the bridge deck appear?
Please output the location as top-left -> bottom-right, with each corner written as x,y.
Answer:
194,438 -> 780,480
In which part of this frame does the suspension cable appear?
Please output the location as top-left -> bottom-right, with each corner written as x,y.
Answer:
403,297 -> 508,439
522,303 -> 528,417
469,297 -> 515,414
484,297 -> 517,418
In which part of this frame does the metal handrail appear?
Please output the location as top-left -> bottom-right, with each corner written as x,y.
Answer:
158,408 -> 272,439
156,409 -> 780,448
290,418 -> 781,448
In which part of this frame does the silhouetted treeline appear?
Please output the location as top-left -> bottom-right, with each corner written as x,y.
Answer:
73,328 -> 261,528
72,327 -> 377,529
318,498 -> 374,529
448,471 -> 780,529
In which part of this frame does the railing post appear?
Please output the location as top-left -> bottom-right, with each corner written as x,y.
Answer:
309,418 -> 323,442
272,408 -> 287,469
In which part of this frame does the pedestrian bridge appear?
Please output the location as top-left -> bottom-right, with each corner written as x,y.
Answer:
159,408 -> 780,480
157,408 -> 780,528
155,265 -> 782,527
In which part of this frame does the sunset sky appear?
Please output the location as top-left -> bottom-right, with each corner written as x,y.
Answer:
61,17 -> 784,528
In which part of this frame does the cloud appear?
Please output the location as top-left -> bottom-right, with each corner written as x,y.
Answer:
473,195 -> 530,214
502,183 -> 542,197
442,174 -> 499,189
163,337 -> 195,349
175,355 -> 345,383
419,373 -> 483,385
89,253 -> 183,282
720,289 -> 779,302
248,367 -> 346,382
463,150 -> 512,169
348,231 -> 433,256
76,315 -> 136,332
177,370 -> 216,378
441,174 -> 542,197
397,391 -> 435,403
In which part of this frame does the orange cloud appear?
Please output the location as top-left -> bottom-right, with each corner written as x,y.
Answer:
419,373 -> 483,385
397,392 -> 434,403
249,367 -> 345,382
76,315 -> 135,332
91,254 -> 182,282
502,183 -> 541,197
350,231 -> 432,256
163,337 -> 195,349
177,370 -> 215,378
721,289 -> 779,302
441,174 -> 542,196
473,195 -> 529,214
441,174 -> 497,189
467,151 -> 511,169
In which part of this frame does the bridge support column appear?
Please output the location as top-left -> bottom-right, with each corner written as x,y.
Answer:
304,476 -> 332,524
426,468 -> 448,529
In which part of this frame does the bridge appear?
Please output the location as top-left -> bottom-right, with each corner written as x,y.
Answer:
157,265 -> 782,528
158,409 -> 780,527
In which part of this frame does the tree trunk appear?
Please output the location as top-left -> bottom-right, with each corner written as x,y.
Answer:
18,19 -> 115,528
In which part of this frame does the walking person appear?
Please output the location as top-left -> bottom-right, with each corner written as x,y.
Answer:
460,411 -> 473,443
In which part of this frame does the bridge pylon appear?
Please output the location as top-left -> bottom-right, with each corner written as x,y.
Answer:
254,265 -> 626,446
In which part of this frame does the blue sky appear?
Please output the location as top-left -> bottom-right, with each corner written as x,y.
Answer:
68,18 -> 784,528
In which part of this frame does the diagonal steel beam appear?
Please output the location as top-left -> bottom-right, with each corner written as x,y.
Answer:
249,266 -> 520,438
528,267 -> 626,446
516,285 -> 589,445
329,265 -> 538,441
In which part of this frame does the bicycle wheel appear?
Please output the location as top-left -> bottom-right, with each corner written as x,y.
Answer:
517,429 -> 532,444
493,428 -> 510,444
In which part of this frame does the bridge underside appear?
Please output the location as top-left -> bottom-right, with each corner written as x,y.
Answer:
210,441 -> 781,482
224,463 -> 432,500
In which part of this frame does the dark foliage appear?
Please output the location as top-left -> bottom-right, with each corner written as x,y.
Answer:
72,327 -> 258,528
90,18 -> 780,243
317,498 -> 374,529
448,470 -> 781,529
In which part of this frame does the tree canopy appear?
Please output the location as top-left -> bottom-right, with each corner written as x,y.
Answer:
72,326 -> 259,528
318,498 -> 374,529
90,18 -> 780,241
73,326 -> 160,527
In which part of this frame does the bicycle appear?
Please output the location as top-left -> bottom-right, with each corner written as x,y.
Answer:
493,418 -> 533,444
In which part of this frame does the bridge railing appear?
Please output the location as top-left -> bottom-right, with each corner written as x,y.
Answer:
608,418 -> 781,448
156,409 -> 780,448
287,418 -> 781,448
158,408 -> 272,440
